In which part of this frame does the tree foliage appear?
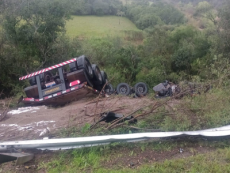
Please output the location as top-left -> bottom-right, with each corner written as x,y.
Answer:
126,2 -> 185,30
70,0 -> 123,16
0,0 -> 71,94
217,0 -> 230,57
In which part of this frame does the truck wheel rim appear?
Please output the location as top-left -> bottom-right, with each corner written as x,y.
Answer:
137,84 -> 145,93
120,86 -> 127,94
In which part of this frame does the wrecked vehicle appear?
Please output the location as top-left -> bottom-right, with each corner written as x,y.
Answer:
153,80 -> 179,98
153,80 -> 211,98
20,55 -> 112,105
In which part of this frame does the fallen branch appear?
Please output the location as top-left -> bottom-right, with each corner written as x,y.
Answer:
106,103 -> 154,130
107,86 -> 203,129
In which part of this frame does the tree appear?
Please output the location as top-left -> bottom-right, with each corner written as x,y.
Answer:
0,0 -> 71,94
217,0 -> 230,57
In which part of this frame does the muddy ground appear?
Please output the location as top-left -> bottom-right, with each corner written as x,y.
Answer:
0,96 -> 153,141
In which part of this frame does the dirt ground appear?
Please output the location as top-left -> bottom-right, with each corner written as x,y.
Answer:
0,96 -> 153,141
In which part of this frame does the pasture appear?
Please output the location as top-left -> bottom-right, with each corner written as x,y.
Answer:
65,15 -> 140,38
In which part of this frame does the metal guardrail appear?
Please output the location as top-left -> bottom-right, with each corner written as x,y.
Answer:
1,125 -> 230,151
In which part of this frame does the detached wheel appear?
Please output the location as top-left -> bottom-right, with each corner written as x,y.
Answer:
116,83 -> 131,96
134,82 -> 148,97
77,55 -> 93,79
92,64 -> 103,86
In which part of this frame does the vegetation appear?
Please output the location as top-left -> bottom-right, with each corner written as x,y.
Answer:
70,0 -> 123,16
126,1 -> 185,30
0,0 -> 228,96
2,0 -> 230,172
37,139 -> 230,173
1,0 -> 229,97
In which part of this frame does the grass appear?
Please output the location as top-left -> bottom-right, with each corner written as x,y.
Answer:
38,139 -> 230,173
65,15 -> 140,38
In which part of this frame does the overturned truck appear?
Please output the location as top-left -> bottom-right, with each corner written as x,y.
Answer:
20,55 -> 110,105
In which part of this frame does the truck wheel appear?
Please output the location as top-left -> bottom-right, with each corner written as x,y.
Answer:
91,64 -> 103,86
134,82 -> 148,97
116,83 -> 131,96
101,71 -> 108,86
77,55 -> 93,79
24,85 -> 39,98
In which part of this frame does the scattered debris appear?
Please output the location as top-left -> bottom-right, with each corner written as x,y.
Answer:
99,112 -> 135,123
153,80 -> 179,98
39,127 -> 50,137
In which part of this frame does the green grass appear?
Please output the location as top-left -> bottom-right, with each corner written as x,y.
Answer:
38,140 -> 230,173
65,15 -> 140,38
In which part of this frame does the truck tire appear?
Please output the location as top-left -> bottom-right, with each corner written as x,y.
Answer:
101,71 -> 108,87
76,55 -> 93,79
116,83 -> 131,96
134,82 -> 148,97
91,64 -> 103,86
24,85 -> 39,98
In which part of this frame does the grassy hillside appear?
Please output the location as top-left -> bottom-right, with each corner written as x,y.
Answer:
65,15 -> 140,38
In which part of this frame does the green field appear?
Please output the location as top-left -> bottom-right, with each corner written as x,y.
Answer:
65,15 -> 140,38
